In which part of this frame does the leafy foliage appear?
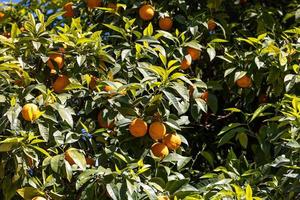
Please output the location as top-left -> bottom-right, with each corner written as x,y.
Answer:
0,0 -> 299,199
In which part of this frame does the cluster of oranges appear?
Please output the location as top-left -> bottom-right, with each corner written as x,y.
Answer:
129,118 -> 182,159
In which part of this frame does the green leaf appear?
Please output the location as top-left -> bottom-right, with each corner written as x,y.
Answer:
165,179 -> 190,194
207,47 -> 216,61
237,133 -> 248,149
58,107 -> 74,127
245,185 -> 253,200
16,187 -> 44,200
249,104 -> 272,122
38,122 -> 49,142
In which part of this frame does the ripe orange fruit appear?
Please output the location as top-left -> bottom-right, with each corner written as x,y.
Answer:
236,75 -> 252,88
87,0 -> 101,9
63,2 -> 74,18
0,12 -> 5,22
258,94 -> 268,104
98,111 -> 114,129
129,118 -> 148,137
240,0 -> 247,5
151,142 -> 169,159
32,197 -> 46,200
64,149 -> 75,165
107,3 -> 117,10
180,57 -> 192,70
27,156 -> 34,168
52,75 -> 70,93
3,32 -> 10,38
200,91 -> 209,102
20,27 -> 26,32
187,47 -> 201,61
163,133 -> 182,150
22,103 -> 40,122
189,84 -> 196,96
89,76 -> 97,90
139,4 -> 155,21
157,196 -> 170,200
86,157 -> 95,166
207,19 -> 217,31
149,122 -> 166,141
103,85 -> 115,92
14,79 -> 24,87
47,53 -> 64,74
159,17 -> 173,31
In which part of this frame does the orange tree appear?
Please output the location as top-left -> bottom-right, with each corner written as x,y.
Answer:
0,0 -> 299,199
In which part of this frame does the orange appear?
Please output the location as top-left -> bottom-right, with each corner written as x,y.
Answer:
87,0 -> 101,9
103,85 -> 115,92
47,53 -> 64,74
180,57 -> 192,70
149,122 -> 166,141
89,76 -> 97,90
3,32 -> 10,38
151,142 -> 169,159
258,94 -> 268,104
0,12 -> 4,22
236,75 -> 252,88
207,19 -> 217,31
64,149 -> 75,165
32,197 -> 46,200
107,3 -> 117,10
139,4 -> 155,21
21,103 -> 40,122
52,75 -> 70,93
200,91 -> 209,102
159,17 -> 173,31
86,157 -> 95,166
27,156 -> 34,168
129,118 -> 148,137
14,79 -> 24,87
98,111 -> 114,129
189,84 -> 196,96
240,0 -> 247,4
20,27 -> 26,32
163,133 -> 181,150
187,47 -> 201,60
63,2 -> 74,18
157,196 -> 170,200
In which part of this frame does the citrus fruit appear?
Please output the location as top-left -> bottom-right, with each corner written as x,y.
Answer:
258,94 -> 268,104
157,196 -> 170,200
159,17 -> 173,31
87,0 -> 101,9
207,19 -> 217,31
236,75 -> 252,88
98,111 -> 114,129
107,3 -> 117,10
52,75 -> 70,93
63,2 -> 74,18
139,4 -> 155,21
89,76 -> 98,90
200,91 -> 209,102
0,12 -> 5,22
86,157 -> 95,166
163,133 -> 182,150
47,53 -> 64,74
32,197 -> 46,200
129,118 -> 148,137
151,142 -> 169,159
149,121 -> 166,141
187,47 -> 201,60
21,103 -> 40,122
64,149 -> 75,165
180,57 -> 192,70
